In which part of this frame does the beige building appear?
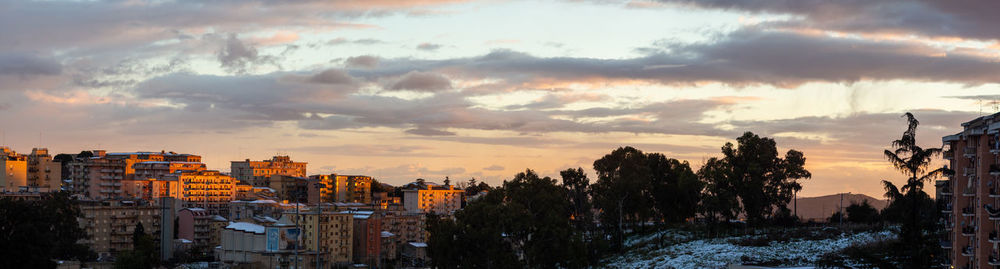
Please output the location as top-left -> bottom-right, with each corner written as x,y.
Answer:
0,147 -> 27,192
78,200 -> 161,259
283,207 -> 355,266
381,212 -> 427,251
27,148 -> 61,190
403,184 -> 464,215
230,156 -> 307,187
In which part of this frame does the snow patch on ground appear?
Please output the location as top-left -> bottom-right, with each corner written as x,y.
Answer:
604,229 -> 895,269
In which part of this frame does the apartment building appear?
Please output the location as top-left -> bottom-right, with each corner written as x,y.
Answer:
941,111 -> 1000,268
78,200 -> 161,259
125,161 -> 207,200
353,211 -> 382,266
0,147 -> 27,192
403,183 -> 464,215
381,212 -> 427,251
230,156 -> 307,187
308,174 -> 373,203
282,208 -> 355,266
163,170 -> 237,216
27,148 -> 61,190
68,150 -> 201,200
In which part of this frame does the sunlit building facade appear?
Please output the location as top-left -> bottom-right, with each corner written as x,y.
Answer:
230,156 -> 307,187
941,111 -> 1000,268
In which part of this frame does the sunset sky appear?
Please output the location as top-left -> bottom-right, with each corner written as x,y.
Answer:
2,0 -> 999,198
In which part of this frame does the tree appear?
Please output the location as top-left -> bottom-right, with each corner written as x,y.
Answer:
698,157 -> 740,226
846,200 -> 879,224
591,147 -> 653,250
77,150 -> 94,159
700,132 -> 811,225
560,168 -> 594,232
880,112 -> 946,268
427,169 -> 588,268
646,154 -> 703,223
115,222 -> 157,269
0,192 -> 94,269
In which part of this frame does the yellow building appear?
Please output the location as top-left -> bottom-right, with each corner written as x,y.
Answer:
162,170 -> 237,216
403,184 -> 464,215
0,147 -> 27,192
27,148 -> 61,190
283,208 -> 355,266
309,174 -> 373,204
230,156 -> 306,187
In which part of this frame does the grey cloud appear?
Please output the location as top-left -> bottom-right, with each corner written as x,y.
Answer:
345,56 -> 380,69
0,53 -> 62,76
416,43 -> 442,51
305,69 -> 358,85
217,34 -> 277,73
656,0 -> 1000,41
353,30 -> 1000,87
483,165 -> 505,171
388,71 -> 452,92
506,93 -> 609,110
328,38 -> 386,46
405,127 -> 456,136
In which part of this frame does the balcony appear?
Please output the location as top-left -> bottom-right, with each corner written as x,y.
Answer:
962,225 -> 976,236
941,240 -> 953,249
941,185 -> 954,196
992,231 -> 1000,243
963,185 -> 976,197
988,204 -> 1000,220
965,146 -> 977,158
965,167 -> 977,177
991,255 -> 1000,266
962,246 -> 975,257
992,164 -> 1000,177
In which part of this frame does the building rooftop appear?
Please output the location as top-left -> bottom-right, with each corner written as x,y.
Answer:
226,222 -> 266,234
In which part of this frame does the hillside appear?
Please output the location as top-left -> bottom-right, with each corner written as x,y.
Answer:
790,193 -> 888,222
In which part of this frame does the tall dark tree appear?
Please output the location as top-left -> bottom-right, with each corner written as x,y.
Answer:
0,192 -> 94,269
560,168 -> 594,232
699,132 -> 811,225
646,154 -> 703,223
698,157 -> 740,225
591,146 -> 653,250
115,222 -> 157,269
880,112 -> 946,268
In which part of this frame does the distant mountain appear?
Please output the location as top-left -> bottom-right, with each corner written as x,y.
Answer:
789,193 -> 888,222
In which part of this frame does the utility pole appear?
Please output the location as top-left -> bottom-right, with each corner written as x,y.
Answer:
839,192 -> 844,226
295,193 -> 300,269
315,183 -> 322,269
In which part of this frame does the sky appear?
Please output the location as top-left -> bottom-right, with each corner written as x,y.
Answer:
1,0 -> 999,198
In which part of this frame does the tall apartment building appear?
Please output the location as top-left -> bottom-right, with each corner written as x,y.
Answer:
68,150 -> 201,200
125,161 -> 207,200
27,148 -> 61,190
283,208 -> 355,266
309,174 -> 372,203
231,156 -> 307,187
353,212 -> 382,266
163,170 -> 237,216
1,147 -> 27,191
941,112 -> 1000,268
78,200 -> 161,259
403,184 -> 464,215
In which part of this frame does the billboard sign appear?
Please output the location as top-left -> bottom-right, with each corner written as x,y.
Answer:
266,227 -> 301,252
